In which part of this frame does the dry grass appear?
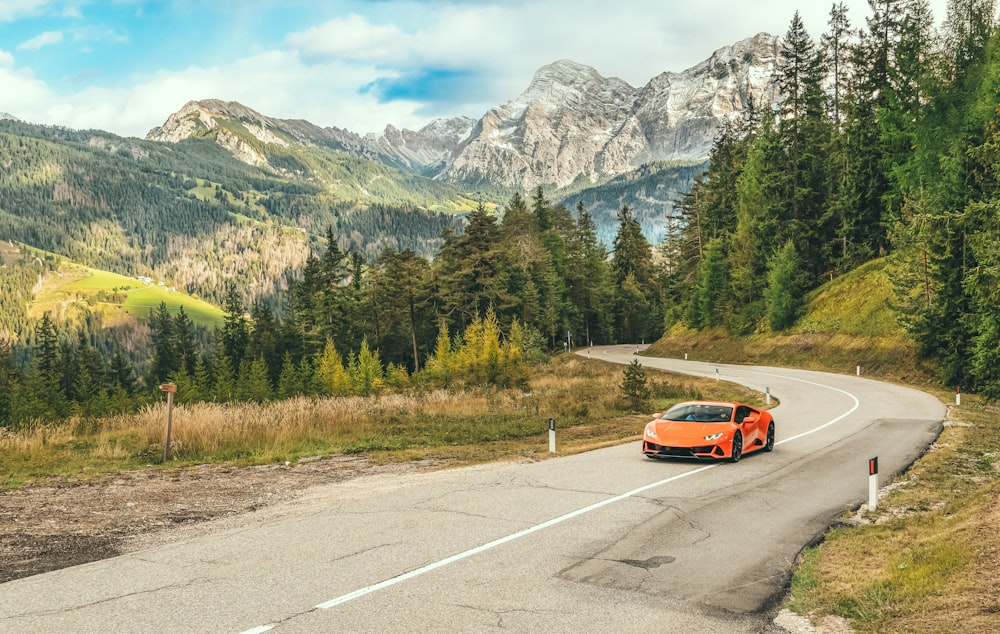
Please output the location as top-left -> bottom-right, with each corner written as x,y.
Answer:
0,355 -> 760,489
787,401 -> 1000,633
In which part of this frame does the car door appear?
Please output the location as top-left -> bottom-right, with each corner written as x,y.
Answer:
735,405 -> 758,447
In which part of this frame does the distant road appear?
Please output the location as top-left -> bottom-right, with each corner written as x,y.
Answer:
0,346 -> 945,633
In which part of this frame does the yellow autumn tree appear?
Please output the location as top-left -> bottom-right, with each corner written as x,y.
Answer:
314,339 -> 352,396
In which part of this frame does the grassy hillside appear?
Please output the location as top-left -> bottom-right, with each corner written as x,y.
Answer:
33,261 -> 224,329
647,257 -> 934,385
648,260 -> 1000,632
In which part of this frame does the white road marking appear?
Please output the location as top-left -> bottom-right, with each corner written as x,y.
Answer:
314,463 -> 718,610
240,355 -> 862,632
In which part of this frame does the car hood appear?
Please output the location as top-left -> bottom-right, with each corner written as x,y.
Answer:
649,421 -> 730,441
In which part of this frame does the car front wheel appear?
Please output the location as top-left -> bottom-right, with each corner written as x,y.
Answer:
730,431 -> 743,463
764,423 -> 775,452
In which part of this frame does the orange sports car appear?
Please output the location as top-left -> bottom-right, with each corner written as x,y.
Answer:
642,400 -> 775,462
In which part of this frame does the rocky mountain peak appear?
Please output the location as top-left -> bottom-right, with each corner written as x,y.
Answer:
144,33 -> 780,191
444,33 -> 780,189
516,60 -> 633,106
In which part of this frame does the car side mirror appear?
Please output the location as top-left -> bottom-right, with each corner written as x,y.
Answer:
742,414 -> 758,424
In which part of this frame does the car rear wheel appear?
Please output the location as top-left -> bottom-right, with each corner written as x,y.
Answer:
730,431 -> 743,463
764,423 -> 775,452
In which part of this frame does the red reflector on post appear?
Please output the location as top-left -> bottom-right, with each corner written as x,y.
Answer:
869,457 -> 878,476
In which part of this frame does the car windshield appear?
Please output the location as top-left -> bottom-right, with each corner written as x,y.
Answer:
660,404 -> 733,423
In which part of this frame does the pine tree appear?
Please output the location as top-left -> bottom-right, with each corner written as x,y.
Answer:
238,356 -> 273,403
314,340 -> 352,396
611,206 -> 660,342
777,12 -> 836,282
565,201 -> 612,344
619,360 -> 650,411
349,339 -> 385,396
149,302 -> 178,384
277,352 -> 303,399
212,352 -> 237,402
0,337 -> 21,425
107,351 -> 137,396
221,286 -> 249,374
173,306 -> 199,375
764,241 -> 803,331
688,238 -> 730,329
821,3 -> 854,128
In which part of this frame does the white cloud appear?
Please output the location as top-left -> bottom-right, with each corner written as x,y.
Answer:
287,14 -> 405,62
17,30 -> 64,51
9,48 -> 430,138
0,0 -> 956,138
0,65 -> 55,120
0,0 -> 50,21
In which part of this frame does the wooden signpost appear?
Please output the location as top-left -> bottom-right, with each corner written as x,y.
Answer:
159,383 -> 176,461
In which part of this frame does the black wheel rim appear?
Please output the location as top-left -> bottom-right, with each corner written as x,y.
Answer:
732,432 -> 742,461
766,424 -> 774,450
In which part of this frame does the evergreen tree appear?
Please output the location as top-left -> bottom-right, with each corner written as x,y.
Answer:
248,302 -> 281,385
434,202 -> 512,332
314,339 -> 352,396
620,359 -> 651,411
764,241 -> 804,331
149,302 -> 178,384
211,352 -> 237,402
171,363 -> 200,404
565,201 -> 612,345
107,351 -> 137,396
349,339 -> 385,396
0,337 -> 21,425
821,2 -> 854,128
688,238 -> 730,329
221,286 -> 250,374
277,352 -> 304,399
777,12 -> 836,282
238,356 -> 273,403
611,206 -> 660,342
173,306 -> 199,375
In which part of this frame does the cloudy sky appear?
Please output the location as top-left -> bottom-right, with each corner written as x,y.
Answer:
0,0 -> 951,138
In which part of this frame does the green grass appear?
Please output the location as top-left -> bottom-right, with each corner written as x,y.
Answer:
53,265 -> 225,328
786,400 -> 1000,633
647,257 -> 931,385
795,258 -> 902,338
647,258 -> 999,632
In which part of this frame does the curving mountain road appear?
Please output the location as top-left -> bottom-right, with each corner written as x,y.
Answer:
0,347 -> 945,633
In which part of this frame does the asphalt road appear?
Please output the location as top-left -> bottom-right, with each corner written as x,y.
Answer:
0,346 -> 946,633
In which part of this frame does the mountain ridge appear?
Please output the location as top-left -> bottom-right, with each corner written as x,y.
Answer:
146,33 -> 780,190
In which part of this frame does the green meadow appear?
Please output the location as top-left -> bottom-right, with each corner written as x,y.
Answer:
64,266 -> 224,328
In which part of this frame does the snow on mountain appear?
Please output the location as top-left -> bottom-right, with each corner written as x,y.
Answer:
445,33 -> 780,188
146,33 -> 781,190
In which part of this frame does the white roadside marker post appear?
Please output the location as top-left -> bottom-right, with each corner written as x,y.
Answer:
956,387 -> 961,406
868,457 -> 879,511
856,361 -> 861,376
549,417 -> 556,453
715,368 -> 719,381
766,387 -> 771,405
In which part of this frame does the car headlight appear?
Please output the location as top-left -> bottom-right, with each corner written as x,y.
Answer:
704,433 -> 724,441
645,425 -> 657,438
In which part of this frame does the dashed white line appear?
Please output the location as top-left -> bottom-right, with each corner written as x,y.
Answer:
240,355 -> 861,633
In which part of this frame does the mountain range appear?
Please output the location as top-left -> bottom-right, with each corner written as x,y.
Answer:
0,31 -> 782,336
147,33 -> 780,214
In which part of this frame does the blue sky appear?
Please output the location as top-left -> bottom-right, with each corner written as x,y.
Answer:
0,0 -> 953,138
